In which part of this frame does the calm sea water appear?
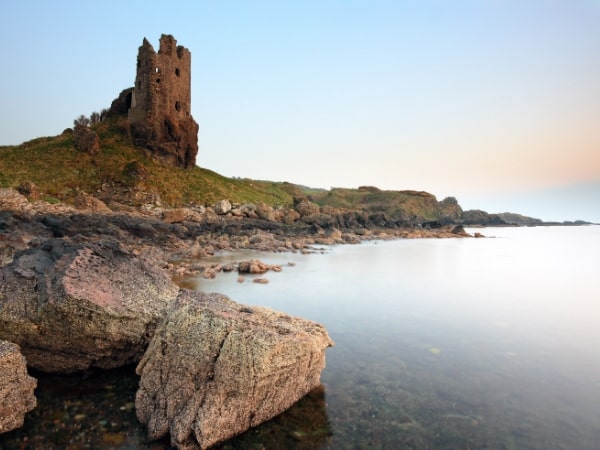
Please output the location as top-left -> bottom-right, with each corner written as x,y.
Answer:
182,225 -> 600,449
2,226 -> 599,449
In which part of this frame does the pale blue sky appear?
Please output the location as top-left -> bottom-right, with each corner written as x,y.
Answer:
1,1 -> 599,221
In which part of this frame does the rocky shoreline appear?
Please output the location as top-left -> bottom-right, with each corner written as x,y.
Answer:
0,187 -> 473,448
0,188 -> 475,279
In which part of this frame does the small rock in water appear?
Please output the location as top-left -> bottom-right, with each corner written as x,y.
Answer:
222,263 -> 236,272
238,259 -> 270,274
203,268 -> 217,279
253,278 -> 269,284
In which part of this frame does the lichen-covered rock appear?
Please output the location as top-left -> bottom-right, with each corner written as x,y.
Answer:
254,202 -> 276,221
0,340 -> 37,434
294,199 -> 320,217
279,207 -> 300,224
136,290 -> 333,450
0,238 -> 179,373
72,192 -> 112,213
161,208 -> 204,224
0,188 -> 30,212
214,199 -> 232,215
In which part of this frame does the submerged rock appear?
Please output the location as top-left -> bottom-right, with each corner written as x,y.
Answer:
0,238 -> 179,373
0,340 -> 37,434
136,290 -> 333,450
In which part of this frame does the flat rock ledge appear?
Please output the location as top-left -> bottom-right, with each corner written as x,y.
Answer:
0,238 -> 179,373
0,340 -> 37,434
136,290 -> 334,450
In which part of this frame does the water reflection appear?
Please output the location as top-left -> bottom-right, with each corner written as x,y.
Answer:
215,385 -> 332,449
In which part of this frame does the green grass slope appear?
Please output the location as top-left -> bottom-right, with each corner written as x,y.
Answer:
307,186 -> 461,222
0,117 -> 293,207
0,117 -> 460,223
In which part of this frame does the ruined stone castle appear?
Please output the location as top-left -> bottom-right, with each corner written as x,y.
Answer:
118,34 -> 199,169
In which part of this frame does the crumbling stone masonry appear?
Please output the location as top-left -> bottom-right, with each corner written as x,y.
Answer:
128,34 -> 199,169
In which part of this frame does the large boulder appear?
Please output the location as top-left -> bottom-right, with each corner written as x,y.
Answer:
294,199 -> 320,217
0,238 -> 179,373
162,208 -> 203,224
254,202 -> 276,221
0,340 -> 37,434
0,188 -> 30,212
72,191 -> 112,213
279,207 -> 300,225
214,199 -> 232,215
136,290 -> 333,450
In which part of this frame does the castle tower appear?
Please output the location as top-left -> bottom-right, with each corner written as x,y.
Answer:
129,34 -> 199,169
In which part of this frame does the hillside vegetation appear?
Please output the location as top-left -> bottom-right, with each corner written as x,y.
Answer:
0,117 -> 293,207
307,186 -> 461,222
1,116 -> 461,223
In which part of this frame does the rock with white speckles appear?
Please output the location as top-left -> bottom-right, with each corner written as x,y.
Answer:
135,290 -> 333,450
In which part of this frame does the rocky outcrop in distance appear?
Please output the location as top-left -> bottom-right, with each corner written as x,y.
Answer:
461,209 -> 544,226
0,341 -> 37,434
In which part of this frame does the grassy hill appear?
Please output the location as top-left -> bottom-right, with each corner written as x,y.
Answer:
307,186 -> 456,222
0,117 -> 294,207
1,116 -> 461,223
